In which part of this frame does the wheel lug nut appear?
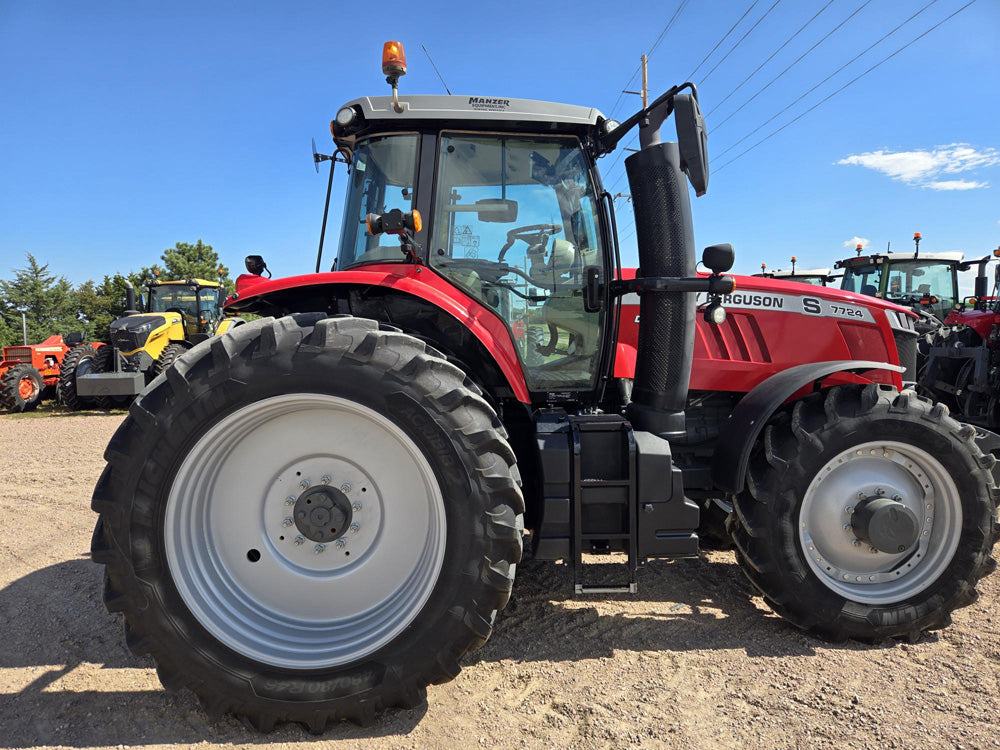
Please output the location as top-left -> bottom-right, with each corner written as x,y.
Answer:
314,543 -> 326,554
321,474 -> 332,484
340,482 -> 352,493
285,496 -> 296,505
350,523 -> 360,534
335,539 -> 347,549
892,494 -> 902,501
852,539 -> 862,547
282,517 -> 293,527
876,488 -> 884,496
294,535 -> 305,546
857,492 -> 866,499
352,502 -> 362,512
299,479 -> 310,489
845,505 -> 854,514
843,524 -> 852,532
869,547 -> 879,554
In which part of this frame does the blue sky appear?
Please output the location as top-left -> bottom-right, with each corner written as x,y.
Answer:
1,0 -> 998,292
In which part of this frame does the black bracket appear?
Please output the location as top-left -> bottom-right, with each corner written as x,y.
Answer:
609,273 -> 734,297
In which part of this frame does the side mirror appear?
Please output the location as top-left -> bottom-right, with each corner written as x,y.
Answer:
476,198 -> 518,223
245,255 -> 267,276
702,244 -> 734,274
673,94 -> 709,197
64,331 -> 84,347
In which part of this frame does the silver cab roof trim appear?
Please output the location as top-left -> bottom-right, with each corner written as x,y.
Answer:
768,268 -> 831,277
340,95 -> 604,127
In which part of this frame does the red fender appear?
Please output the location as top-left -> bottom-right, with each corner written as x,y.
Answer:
231,265 -> 532,403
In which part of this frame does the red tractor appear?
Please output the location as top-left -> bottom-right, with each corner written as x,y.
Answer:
91,44 -> 998,731
0,333 -> 88,412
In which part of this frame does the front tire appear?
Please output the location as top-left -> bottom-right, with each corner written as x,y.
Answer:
0,364 -> 44,412
729,385 -> 999,642
91,315 -> 523,730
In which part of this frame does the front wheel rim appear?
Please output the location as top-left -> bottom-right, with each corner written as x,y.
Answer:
799,440 -> 962,605
164,393 -> 447,669
18,377 -> 38,401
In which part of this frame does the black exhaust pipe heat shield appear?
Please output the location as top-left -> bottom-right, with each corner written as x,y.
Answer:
624,137 -> 697,439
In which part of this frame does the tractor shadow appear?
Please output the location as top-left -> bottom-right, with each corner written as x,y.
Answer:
468,553 -> 921,666
0,558 -> 425,746
0,555 -> 913,746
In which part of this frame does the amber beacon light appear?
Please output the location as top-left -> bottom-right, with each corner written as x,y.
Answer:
382,41 -> 407,77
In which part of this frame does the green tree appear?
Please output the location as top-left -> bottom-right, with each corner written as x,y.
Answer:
0,253 -> 79,344
159,240 -> 231,291
75,273 -> 141,339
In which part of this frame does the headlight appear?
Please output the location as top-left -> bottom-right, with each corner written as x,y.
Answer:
602,118 -> 620,134
128,322 -> 154,334
336,107 -> 357,127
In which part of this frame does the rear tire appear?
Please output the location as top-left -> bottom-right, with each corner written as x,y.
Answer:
91,315 -> 523,731
729,385 -> 999,642
0,364 -> 44,412
57,344 -> 99,410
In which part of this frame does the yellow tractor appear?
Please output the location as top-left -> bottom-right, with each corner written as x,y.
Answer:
59,273 -> 234,408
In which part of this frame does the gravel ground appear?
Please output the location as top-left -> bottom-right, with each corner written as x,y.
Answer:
1,412 -> 998,749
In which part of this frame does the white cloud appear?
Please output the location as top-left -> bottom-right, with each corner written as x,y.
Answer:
842,236 -> 870,249
836,143 -> 998,190
923,179 -> 988,191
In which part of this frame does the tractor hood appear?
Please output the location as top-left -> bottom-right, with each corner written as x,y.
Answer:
727,273 -> 917,318
943,307 -> 999,339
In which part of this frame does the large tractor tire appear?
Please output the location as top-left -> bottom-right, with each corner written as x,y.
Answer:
57,344 -> 100,410
91,315 -> 523,731
729,384 -> 999,642
0,364 -> 44,412
153,342 -> 186,378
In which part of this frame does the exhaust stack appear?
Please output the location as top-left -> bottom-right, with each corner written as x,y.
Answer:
123,280 -> 139,316
624,141 -> 696,439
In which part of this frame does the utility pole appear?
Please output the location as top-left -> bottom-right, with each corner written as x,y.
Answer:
640,54 -> 648,108
624,54 -> 649,109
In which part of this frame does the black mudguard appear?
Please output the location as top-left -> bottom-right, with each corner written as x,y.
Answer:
710,360 -> 904,495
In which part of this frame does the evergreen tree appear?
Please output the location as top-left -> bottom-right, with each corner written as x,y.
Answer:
0,253 -> 79,344
160,240 -> 231,291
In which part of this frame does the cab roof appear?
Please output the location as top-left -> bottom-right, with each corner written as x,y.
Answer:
152,278 -> 223,287
836,251 -> 964,268
758,268 -> 832,278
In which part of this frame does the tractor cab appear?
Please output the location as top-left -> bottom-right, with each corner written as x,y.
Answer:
333,106 -> 610,392
145,278 -> 226,337
835,236 -> 961,323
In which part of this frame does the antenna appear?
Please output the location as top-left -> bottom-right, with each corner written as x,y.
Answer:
421,44 -> 452,95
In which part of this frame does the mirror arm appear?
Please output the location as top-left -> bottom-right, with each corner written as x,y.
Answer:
596,82 -> 699,155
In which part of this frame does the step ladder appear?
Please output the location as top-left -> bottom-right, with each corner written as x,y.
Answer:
569,416 -> 638,594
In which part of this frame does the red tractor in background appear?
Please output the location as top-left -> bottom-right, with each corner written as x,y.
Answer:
90,43 -> 999,732
0,333 -> 94,412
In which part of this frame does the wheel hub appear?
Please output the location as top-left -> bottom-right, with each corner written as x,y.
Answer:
293,486 -> 352,542
851,495 -> 920,553
18,377 -> 37,400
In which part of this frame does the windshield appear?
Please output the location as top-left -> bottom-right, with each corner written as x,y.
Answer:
793,275 -> 826,286
431,133 -> 605,391
148,285 -> 199,316
336,134 -> 418,269
840,264 -> 881,296
884,260 -> 956,318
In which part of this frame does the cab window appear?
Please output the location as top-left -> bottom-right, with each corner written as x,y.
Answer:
431,133 -> 605,392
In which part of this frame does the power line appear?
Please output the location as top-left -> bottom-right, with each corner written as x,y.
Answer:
710,0 -> 874,132
714,0 -> 979,173
706,0 -> 835,117
687,0 -> 763,80
714,0 -> 941,161
700,0 -> 783,84
607,0 -> 691,120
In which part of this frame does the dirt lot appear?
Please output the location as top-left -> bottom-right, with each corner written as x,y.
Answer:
1,412 -> 998,750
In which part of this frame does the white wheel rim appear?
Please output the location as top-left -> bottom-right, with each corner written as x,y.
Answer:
164,393 -> 447,668
799,440 -> 962,605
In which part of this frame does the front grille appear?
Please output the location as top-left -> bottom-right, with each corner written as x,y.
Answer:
3,347 -> 32,364
893,329 -> 918,385
111,329 -> 143,352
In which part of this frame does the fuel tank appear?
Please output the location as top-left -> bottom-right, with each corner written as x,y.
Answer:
616,272 -> 917,392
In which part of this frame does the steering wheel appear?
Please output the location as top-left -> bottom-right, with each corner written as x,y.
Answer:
498,223 -> 563,262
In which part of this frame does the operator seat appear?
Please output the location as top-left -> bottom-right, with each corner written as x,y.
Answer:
861,284 -> 877,297
528,238 -> 599,372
